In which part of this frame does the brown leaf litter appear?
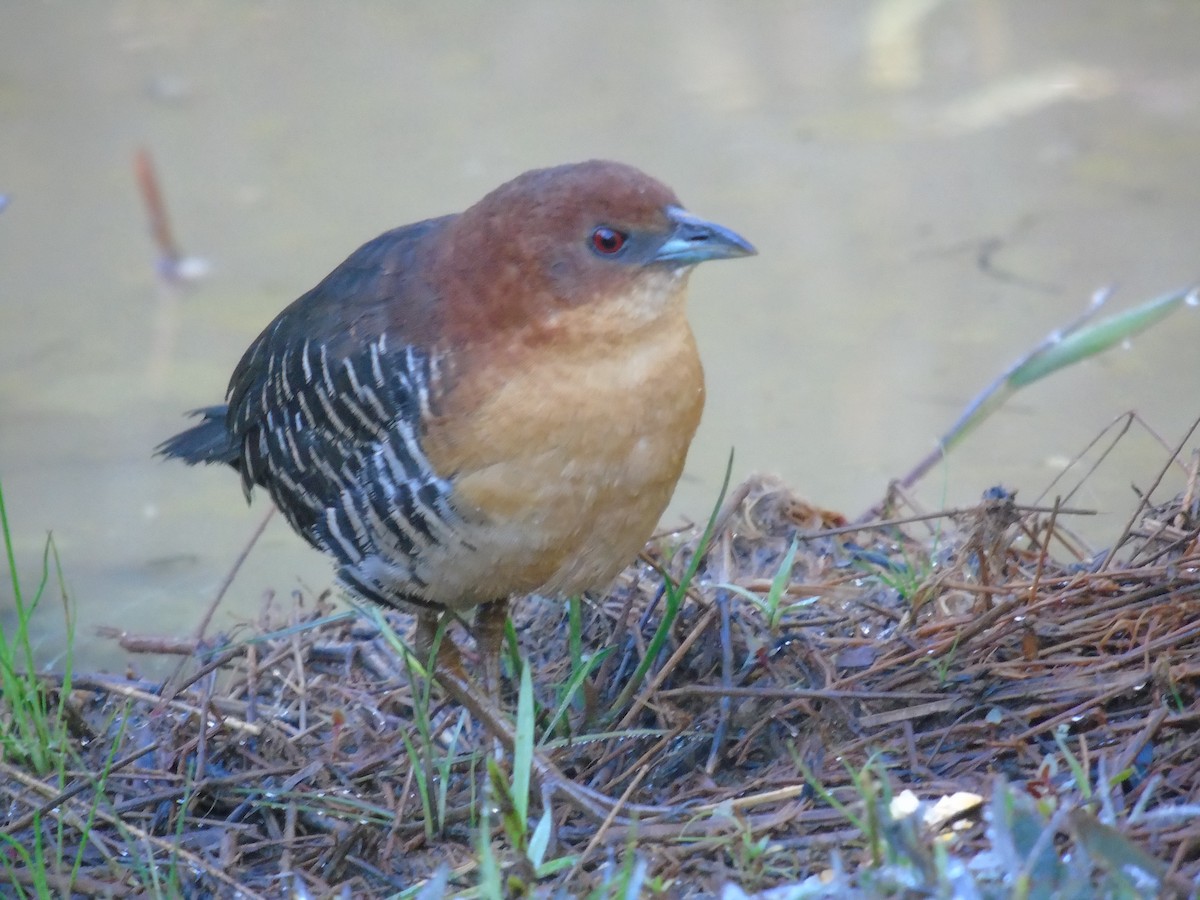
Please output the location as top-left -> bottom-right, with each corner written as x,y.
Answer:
3,474 -> 1200,897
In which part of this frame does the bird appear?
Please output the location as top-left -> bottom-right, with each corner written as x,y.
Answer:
158,159 -> 754,813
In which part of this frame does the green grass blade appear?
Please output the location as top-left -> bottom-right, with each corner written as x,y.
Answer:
0,480 -> 22,608
477,787 -> 502,899
0,480 -> 76,775
789,747 -> 864,833
364,605 -> 445,837
535,855 -> 577,878
437,710 -> 468,829
0,829 -> 38,899
764,537 -> 798,632
48,538 -> 74,762
1010,287 -> 1193,388
528,808 -> 553,870
539,647 -> 609,747
1052,725 -> 1092,801
568,595 -> 583,673
942,286 -> 1195,455
66,706 -> 131,888
513,661 -> 534,823
400,730 -> 436,841
607,451 -> 733,718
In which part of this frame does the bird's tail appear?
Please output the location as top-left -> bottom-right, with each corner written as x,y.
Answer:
156,405 -> 239,467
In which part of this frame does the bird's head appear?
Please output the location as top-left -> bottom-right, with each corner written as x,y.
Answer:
436,160 -> 755,337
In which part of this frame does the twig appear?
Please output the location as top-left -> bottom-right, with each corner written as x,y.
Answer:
1101,412 -> 1200,572
564,763 -> 652,883
134,146 -> 182,274
705,589 -> 734,775
861,285 -> 1196,521
162,506 -> 275,702
657,685 -> 945,702
615,606 -> 717,730
818,502 -> 1093,539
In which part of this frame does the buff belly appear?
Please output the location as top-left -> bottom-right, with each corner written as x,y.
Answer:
418,303 -> 704,609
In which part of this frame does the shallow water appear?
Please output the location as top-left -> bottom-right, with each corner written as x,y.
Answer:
3,1 -> 1199,670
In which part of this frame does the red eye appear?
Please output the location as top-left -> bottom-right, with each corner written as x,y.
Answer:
591,226 -> 627,255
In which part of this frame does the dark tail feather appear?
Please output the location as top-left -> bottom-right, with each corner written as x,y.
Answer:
156,405 -> 239,467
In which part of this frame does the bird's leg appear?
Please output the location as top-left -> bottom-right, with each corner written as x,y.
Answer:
425,638 -> 679,825
431,660 -> 651,823
413,610 -> 461,673
413,611 -> 439,668
474,598 -> 509,701
413,605 -> 678,823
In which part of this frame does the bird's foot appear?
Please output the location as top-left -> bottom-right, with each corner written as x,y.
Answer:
415,609 -> 680,825
431,658 -> 679,825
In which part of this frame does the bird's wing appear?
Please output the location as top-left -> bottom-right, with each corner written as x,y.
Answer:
224,216 -> 466,595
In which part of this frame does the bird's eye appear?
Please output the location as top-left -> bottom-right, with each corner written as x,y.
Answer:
590,226 -> 628,255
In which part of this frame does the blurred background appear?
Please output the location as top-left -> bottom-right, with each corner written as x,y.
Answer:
2,1 -> 1199,670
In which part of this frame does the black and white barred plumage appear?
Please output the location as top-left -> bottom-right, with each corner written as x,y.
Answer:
158,219 -> 467,612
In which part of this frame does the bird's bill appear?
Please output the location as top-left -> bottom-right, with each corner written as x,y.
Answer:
653,205 -> 757,265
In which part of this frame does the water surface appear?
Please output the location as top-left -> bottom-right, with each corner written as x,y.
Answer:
2,1 -> 1199,669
